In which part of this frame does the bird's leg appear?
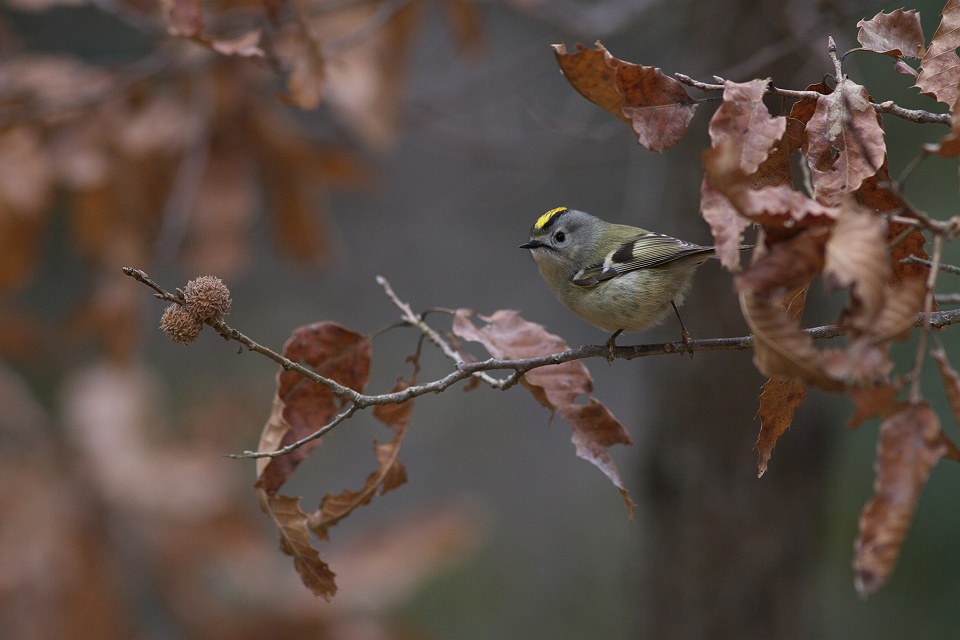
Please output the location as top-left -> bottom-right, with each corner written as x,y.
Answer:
672,301 -> 694,355
604,328 -> 624,362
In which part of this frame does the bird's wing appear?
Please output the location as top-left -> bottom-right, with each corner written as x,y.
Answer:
571,233 -> 714,287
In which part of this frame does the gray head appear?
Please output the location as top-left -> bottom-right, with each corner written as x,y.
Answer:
519,207 -> 602,270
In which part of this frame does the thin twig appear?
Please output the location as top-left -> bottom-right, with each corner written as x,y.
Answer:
376,275 -> 507,388
827,36 -> 843,83
673,74 -> 951,126
911,235 -> 944,403
902,255 -> 960,276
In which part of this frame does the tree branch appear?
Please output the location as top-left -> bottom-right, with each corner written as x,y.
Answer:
123,268 -> 960,460
674,73 -> 952,126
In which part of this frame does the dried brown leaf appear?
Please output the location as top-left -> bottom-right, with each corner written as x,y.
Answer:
805,79 -> 887,206
924,100 -> 960,157
735,229 -> 826,298
553,42 -> 697,152
700,176 -> 752,271
314,439 -> 408,540
932,349 -> 960,427
848,382 -> 901,428
702,141 -> 839,231
739,290 -> 840,391
755,376 -> 806,477
256,322 -> 371,495
893,59 -> 919,77
259,492 -> 338,600
451,309 -> 634,516
708,78 -> 786,175
852,164 -> 930,283
869,277 -> 927,342
824,203 -> 890,331
700,81 -> 794,269
854,402 -> 946,597
820,340 -> 893,387
857,9 -> 926,59
312,374 -> 413,540
916,0 -> 960,107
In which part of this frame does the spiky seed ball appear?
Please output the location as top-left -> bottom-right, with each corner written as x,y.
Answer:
160,304 -> 203,344
183,275 -> 232,323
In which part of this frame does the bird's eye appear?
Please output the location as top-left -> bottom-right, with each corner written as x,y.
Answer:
554,231 -> 566,243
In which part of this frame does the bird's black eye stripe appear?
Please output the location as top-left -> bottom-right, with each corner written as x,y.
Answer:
554,231 -> 566,243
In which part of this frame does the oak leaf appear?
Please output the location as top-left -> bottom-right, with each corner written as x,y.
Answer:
258,492 -> 338,600
738,289 -> 840,391
823,202 -> 890,332
313,375 -> 413,540
451,309 -> 635,516
700,79 -> 789,269
707,79 -> 786,175
755,376 -> 806,477
735,230 -> 826,298
916,0 -> 960,107
856,9 -> 926,59
256,322 -> 371,495
805,79 -> 886,206
702,141 -> 839,231
932,349 -> 960,429
553,42 -> 697,152
854,402 -> 946,597
848,382 -> 901,428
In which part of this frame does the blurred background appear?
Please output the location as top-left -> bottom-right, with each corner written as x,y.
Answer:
2,0 -> 960,638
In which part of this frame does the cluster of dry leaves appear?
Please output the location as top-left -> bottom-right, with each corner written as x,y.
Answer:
553,6 -> 960,596
249,4 -> 960,602
253,306 -> 634,600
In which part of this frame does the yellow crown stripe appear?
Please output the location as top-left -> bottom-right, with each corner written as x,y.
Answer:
534,207 -> 568,230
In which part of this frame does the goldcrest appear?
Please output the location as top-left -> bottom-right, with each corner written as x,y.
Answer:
519,207 -> 717,339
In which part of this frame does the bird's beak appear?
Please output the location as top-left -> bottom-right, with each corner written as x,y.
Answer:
519,240 -> 543,250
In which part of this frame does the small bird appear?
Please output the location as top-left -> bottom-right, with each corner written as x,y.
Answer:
520,206 -> 719,347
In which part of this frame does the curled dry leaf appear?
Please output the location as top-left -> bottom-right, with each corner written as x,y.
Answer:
707,79 -> 786,175
805,78 -> 887,206
856,9 -> 926,59
820,340 -> 893,387
868,277 -> 927,343
700,79 -> 789,269
739,290 -> 840,391
258,492 -> 338,600
848,382 -> 901,428
256,322 -> 371,495
755,376 -> 806,477
553,42 -> 697,152
702,141 -> 839,231
854,402 -> 946,597
313,375 -> 413,541
852,164 -> 931,282
735,230 -> 826,298
932,349 -> 960,429
924,100 -> 960,157
916,0 -> 960,107
824,203 -> 890,332
451,309 -> 635,517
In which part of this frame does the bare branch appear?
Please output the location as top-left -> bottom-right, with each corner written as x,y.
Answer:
674,73 -> 951,126
123,267 -> 960,460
